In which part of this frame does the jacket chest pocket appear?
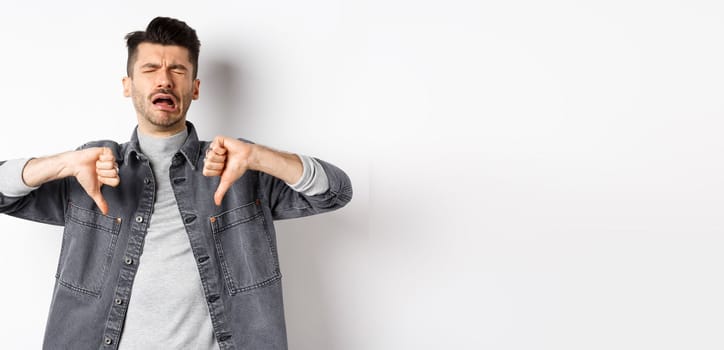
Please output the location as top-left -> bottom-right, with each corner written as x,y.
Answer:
57,202 -> 120,297
211,200 -> 280,295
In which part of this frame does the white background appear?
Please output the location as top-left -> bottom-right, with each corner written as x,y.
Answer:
1,1 -> 723,349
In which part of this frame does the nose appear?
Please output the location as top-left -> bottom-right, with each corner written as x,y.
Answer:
155,69 -> 174,89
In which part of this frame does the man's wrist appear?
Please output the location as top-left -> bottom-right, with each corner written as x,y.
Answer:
246,143 -> 261,172
246,144 -> 303,184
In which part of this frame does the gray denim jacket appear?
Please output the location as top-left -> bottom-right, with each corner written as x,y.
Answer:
0,122 -> 352,349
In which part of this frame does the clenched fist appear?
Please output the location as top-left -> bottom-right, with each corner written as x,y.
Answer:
72,147 -> 120,215
203,136 -> 253,206
202,136 -> 304,206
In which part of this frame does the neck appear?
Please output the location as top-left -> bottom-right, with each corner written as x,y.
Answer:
137,127 -> 189,163
137,118 -> 187,137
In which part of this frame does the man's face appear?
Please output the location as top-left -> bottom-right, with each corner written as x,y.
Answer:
123,43 -> 200,136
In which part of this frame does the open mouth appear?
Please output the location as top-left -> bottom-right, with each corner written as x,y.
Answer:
151,93 -> 177,111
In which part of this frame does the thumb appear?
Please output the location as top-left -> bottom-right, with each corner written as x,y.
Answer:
88,187 -> 109,215
214,177 -> 233,206
100,146 -> 114,160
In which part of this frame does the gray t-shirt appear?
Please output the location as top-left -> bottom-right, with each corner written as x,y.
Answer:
118,128 -> 218,349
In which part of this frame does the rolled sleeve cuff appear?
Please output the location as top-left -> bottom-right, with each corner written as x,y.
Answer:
287,154 -> 330,196
0,158 -> 39,197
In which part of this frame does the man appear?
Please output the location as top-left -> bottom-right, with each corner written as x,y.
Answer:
0,17 -> 352,349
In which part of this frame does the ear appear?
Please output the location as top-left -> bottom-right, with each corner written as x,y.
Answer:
192,79 -> 200,100
122,77 -> 132,97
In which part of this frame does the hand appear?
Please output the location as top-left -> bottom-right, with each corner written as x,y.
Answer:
203,136 -> 253,206
72,147 -> 120,215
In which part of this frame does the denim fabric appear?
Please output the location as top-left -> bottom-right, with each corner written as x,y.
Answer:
0,122 -> 352,349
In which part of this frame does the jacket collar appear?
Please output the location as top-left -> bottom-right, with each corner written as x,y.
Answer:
124,121 -> 202,170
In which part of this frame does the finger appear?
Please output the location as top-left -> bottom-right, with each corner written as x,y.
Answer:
99,147 -> 115,161
96,159 -> 120,181
214,178 -> 233,206
210,136 -> 228,156
202,164 -> 223,176
202,167 -> 224,176
96,159 -> 117,170
203,169 -> 222,177
203,148 -> 226,177
96,168 -> 118,177
99,175 -> 120,187
205,152 -> 227,163
204,161 -> 225,171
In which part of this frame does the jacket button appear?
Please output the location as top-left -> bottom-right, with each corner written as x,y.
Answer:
124,257 -> 134,265
184,215 -> 197,224
144,178 -> 150,184
207,295 -> 220,303
198,256 -> 209,263
104,336 -> 113,345
115,298 -> 123,305
135,216 -> 143,223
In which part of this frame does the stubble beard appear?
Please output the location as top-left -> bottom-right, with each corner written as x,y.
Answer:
132,89 -> 193,130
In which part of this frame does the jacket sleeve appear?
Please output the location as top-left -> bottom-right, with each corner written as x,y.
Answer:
260,158 -> 353,220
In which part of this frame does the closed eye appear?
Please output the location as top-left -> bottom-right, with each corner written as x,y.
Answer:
140,63 -> 161,72
169,64 -> 188,74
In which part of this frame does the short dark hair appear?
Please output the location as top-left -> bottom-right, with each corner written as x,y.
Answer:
125,17 -> 201,78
